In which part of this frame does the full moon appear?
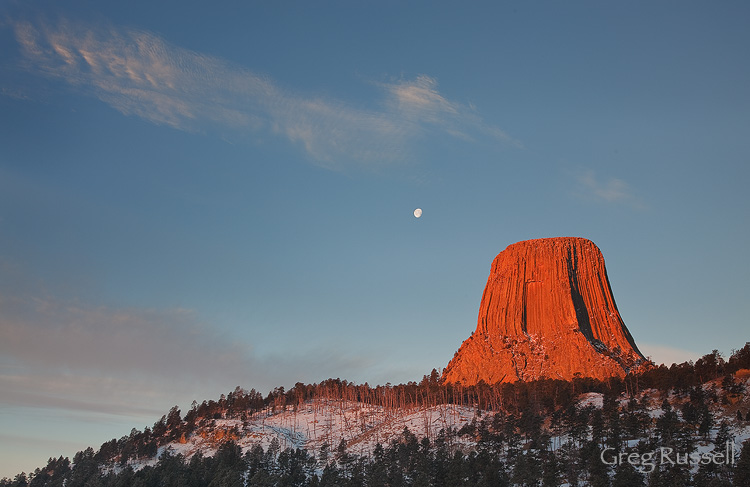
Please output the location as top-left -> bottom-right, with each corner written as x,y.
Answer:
413,208 -> 422,218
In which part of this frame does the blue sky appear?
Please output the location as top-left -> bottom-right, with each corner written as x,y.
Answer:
1,0 -> 749,478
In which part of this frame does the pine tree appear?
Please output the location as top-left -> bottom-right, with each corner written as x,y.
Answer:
715,420 -> 734,455
540,453 -> 560,487
734,438 -> 750,487
444,451 -> 465,487
335,438 -> 353,479
367,444 -> 388,487
69,448 -> 99,487
655,399 -> 680,448
510,451 -> 542,487
612,461 -> 645,487
699,404 -> 714,438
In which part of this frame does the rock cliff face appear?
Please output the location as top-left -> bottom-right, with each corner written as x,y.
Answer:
443,237 -> 649,384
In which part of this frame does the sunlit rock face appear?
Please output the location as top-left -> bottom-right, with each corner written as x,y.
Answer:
443,237 -> 650,384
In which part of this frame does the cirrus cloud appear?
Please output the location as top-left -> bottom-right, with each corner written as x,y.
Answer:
0,281 -> 396,420
0,292 -> 258,415
10,17 -> 518,169
573,169 -> 646,209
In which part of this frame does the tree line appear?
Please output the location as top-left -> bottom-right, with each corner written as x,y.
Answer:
2,342 -> 749,487
6,402 -> 750,487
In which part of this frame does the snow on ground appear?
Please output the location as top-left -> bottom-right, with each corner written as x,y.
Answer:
120,385 -> 750,472
160,401 -> 478,463
577,392 -> 603,409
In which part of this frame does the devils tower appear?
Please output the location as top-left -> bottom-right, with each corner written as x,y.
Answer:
443,237 -> 649,384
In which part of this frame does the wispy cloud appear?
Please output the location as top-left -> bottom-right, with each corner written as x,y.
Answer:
0,292 -> 259,416
10,18 -> 517,169
384,75 -> 520,147
574,170 -> 645,209
0,297 -> 243,379
0,285 -> 386,419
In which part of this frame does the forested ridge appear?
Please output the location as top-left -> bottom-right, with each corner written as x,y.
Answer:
4,343 -> 750,487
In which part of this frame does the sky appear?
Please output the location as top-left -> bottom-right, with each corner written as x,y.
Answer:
1,0 -> 748,478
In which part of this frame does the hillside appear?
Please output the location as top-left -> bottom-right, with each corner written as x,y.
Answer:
4,344 -> 750,487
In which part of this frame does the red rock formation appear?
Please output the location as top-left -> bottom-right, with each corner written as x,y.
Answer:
443,237 -> 649,384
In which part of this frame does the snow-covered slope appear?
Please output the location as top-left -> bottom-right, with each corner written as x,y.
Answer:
141,401 -> 477,467
119,382 -> 750,475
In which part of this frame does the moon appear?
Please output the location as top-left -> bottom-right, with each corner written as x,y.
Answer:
413,208 -> 422,218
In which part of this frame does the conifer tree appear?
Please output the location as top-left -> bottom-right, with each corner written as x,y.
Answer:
698,420 -> 736,487
734,438 -> 750,487
612,461 -> 645,487
540,453 -> 560,487
510,451 -> 542,487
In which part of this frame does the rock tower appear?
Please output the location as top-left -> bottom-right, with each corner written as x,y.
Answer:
443,237 -> 649,384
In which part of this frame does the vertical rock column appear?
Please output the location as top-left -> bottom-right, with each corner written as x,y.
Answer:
443,237 -> 649,384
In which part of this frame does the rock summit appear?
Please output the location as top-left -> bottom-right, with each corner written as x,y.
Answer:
443,237 -> 649,384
